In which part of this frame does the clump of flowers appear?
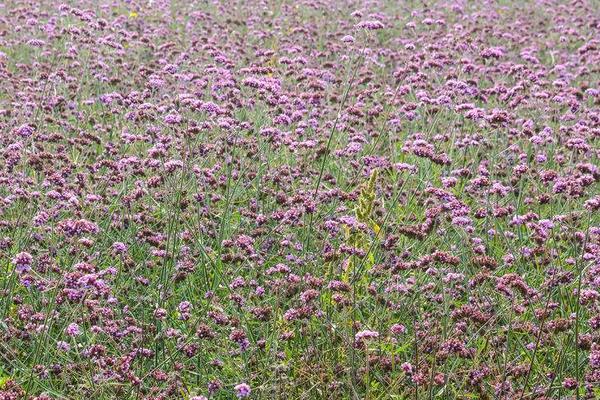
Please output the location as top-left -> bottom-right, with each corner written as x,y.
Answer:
0,0 -> 598,399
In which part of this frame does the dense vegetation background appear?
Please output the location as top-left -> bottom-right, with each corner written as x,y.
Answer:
0,0 -> 599,398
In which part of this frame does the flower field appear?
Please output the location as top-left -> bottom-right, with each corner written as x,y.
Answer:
0,0 -> 599,399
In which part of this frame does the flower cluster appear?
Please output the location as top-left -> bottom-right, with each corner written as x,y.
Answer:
0,0 -> 598,399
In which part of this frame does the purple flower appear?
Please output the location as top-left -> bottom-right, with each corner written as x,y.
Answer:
401,362 -> 413,374
56,341 -> 71,351
390,324 -> 406,335
178,301 -> 192,320
355,20 -> 385,30
208,379 -> 223,394
65,323 -> 81,337
12,252 -> 33,273
14,124 -> 35,137
112,242 -> 127,254
562,377 -> 577,390
234,383 -> 251,398
355,330 -> 379,343
164,112 -> 182,125
591,346 -> 600,369
154,308 -> 167,320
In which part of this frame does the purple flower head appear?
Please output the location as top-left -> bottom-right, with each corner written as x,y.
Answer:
178,301 -> 192,320
234,383 -> 251,398
57,341 -> 71,351
12,252 -> 33,273
355,20 -> 384,30
401,362 -> 413,374
355,329 -> 379,343
164,112 -> 182,125
14,124 -> 35,137
112,241 -> 127,254
208,379 -> 223,394
66,323 -> 81,337
154,308 -> 168,320
390,324 -> 406,335
562,377 -> 577,390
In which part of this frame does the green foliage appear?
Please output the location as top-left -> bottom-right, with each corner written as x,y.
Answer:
343,169 -> 379,283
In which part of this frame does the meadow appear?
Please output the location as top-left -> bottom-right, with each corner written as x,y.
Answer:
0,0 -> 599,399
